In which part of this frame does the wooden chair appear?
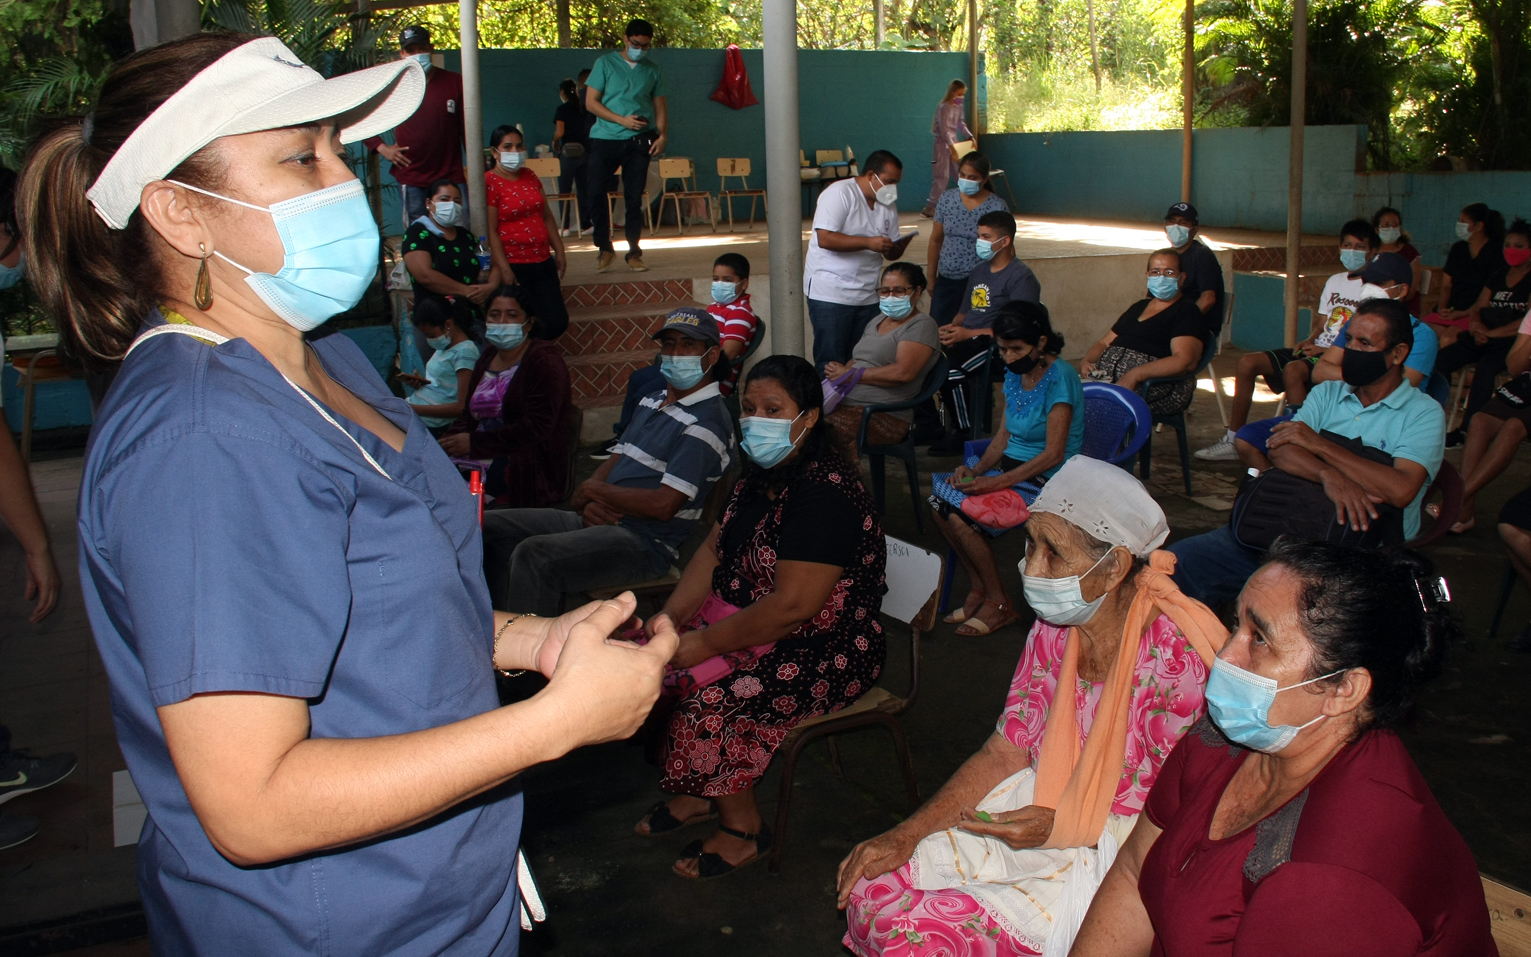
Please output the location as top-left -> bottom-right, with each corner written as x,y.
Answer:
1485,875 -> 1531,956
717,158 -> 767,231
606,165 -> 654,235
655,158 -> 716,236
523,156 -> 576,233
951,139 -> 1017,208
768,535 -> 943,871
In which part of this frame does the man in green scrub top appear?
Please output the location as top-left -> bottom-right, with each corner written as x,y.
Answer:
584,18 -> 667,274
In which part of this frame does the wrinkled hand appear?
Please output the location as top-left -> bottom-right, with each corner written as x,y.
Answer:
535,597 -> 644,677
542,594 -> 678,747
951,464 -> 975,484
582,500 -> 623,527
1321,469 -> 1383,531
824,361 -> 848,379
570,479 -> 599,512
377,143 -> 410,167
438,433 -> 471,456
24,546 -> 58,623
670,629 -> 715,669
1079,358 -> 1097,378
938,324 -> 972,346
1266,419 -> 1319,453
956,804 -> 1056,850
464,284 -> 492,305
965,475 -> 1008,495
837,828 -> 920,907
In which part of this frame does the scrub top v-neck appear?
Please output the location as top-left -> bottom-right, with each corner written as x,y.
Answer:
78,313 -> 522,957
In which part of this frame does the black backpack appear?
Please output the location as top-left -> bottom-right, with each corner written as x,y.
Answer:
1229,431 -> 1406,550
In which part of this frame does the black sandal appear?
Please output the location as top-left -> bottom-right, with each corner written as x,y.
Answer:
673,824 -> 773,880
635,799 -> 717,836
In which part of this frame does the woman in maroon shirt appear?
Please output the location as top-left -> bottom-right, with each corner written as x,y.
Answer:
1073,540 -> 1497,957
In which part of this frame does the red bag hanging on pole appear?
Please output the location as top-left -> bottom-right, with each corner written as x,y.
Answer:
710,44 -> 759,110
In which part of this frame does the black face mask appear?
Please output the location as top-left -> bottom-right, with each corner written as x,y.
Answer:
1340,347 -> 1391,387
1007,354 -> 1039,376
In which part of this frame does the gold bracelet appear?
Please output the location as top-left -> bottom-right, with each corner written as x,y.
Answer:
493,613 -> 538,678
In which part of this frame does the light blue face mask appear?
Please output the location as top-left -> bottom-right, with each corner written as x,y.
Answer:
1205,657 -> 1343,753
410,52 -> 432,71
1147,275 -> 1180,300
976,237 -> 998,261
0,249 -> 23,291
1339,248 -> 1368,273
498,150 -> 525,171
880,294 -> 913,319
740,411 -> 805,468
433,200 -> 461,225
173,178 -> 379,332
426,333 -> 451,351
660,354 -> 709,390
627,45 -> 646,61
1019,547 -> 1118,626
1455,221 -> 1472,241
1166,223 -> 1191,247
711,280 -> 738,305
485,322 -> 526,350
957,177 -> 982,197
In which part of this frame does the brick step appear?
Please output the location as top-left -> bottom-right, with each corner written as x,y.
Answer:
565,278 -> 695,309
1230,245 -> 1340,272
567,354 -> 651,405
564,347 -> 654,368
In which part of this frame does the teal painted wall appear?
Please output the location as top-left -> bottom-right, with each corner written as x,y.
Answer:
372,48 -> 971,234
1231,273 -> 1312,352
1354,171 -> 1531,269
978,125 -> 1366,235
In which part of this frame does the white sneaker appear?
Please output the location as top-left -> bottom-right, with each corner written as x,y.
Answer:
1195,430 -> 1239,461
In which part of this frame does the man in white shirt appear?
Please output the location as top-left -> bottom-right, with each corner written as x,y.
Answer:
1196,219 -> 1379,461
803,150 -> 916,372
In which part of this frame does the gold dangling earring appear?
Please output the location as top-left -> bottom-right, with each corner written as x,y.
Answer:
194,243 -> 214,311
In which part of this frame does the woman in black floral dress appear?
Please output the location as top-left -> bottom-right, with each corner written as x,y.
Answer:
635,354 -> 887,879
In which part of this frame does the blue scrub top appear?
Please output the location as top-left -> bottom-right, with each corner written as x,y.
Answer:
78,315 -> 521,956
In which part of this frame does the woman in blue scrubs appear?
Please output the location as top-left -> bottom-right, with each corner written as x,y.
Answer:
17,33 -> 677,956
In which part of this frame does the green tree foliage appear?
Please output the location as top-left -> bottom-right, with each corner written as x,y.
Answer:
0,0 -> 130,166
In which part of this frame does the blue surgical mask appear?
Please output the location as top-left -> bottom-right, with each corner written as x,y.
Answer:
485,322 -> 526,350
711,280 -> 739,305
410,52 -> 432,71
627,45 -> 646,61
174,178 -> 379,332
660,354 -> 709,390
426,333 -> 451,351
498,150 -> 525,171
740,412 -> 805,468
1455,221 -> 1472,241
1378,226 -> 1401,244
0,250 -> 23,291
1019,547 -> 1117,626
1339,248 -> 1368,272
1166,223 -> 1191,247
880,294 -> 913,319
1205,658 -> 1343,753
433,200 -> 461,224
957,177 -> 982,196
1147,275 -> 1180,300
976,238 -> 998,261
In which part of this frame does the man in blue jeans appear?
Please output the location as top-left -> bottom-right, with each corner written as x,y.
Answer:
1170,298 -> 1445,607
802,150 -> 916,372
584,18 -> 667,273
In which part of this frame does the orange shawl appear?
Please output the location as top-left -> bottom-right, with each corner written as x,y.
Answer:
1031,549 -> 1227,849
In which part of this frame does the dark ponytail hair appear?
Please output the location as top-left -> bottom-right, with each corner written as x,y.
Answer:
740,354 -> 849,493
1462,202 -> 1506,244
991,300 -> 1063,356
18,32 -> 253,370
1265,539 -> 1457,734
957,150 -> 991,183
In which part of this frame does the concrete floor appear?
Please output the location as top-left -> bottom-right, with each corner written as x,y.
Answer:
11,360 -> 1531,957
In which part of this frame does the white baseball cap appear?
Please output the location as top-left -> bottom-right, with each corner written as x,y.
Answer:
87,36 -> 425,230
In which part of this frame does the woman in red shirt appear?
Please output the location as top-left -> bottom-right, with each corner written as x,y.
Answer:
1073,540 -> 1497,957
485,125 -> 570,339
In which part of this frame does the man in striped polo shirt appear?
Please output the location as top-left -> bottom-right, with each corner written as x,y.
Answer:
482,308 -> 735,615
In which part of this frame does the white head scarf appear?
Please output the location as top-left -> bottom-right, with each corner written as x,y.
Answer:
1029,457 -> 1169,556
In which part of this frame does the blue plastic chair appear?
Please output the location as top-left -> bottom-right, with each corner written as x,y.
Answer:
1081,382 -> 1153,466
1136,332 -> 1218,496
859,355 -> 950,534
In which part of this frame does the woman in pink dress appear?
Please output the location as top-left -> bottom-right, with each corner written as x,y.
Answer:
838,457 -> 1226,956
924,80 -> 974,217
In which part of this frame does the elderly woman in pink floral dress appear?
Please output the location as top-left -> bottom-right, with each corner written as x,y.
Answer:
838,457 -> 1225,956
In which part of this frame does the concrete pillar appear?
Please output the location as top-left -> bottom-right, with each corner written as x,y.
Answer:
1283,0 -> 1306,348
1181,0 -> 1193,202
130,0 -> 198,49
459,0 -> 489,241
763,0 -> 806,359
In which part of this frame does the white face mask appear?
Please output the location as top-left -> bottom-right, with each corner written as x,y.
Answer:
1019,546 -> 1118,626
498,150 -> 525,171
433,200 -> 461,225
871,172 -> 898,207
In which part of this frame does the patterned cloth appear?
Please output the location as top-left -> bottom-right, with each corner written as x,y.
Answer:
844,614 -> 1208,956
659,458 -> 887,797
484,168 -> 551,264
1093,344 -> 1195,417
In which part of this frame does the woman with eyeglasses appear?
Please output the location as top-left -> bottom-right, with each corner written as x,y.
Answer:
821,261 -> 941,456
1080,248 -> 1205,416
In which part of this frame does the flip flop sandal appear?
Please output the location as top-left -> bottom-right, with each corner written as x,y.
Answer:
956,601 -> 1017,637
673,825 -> 774,881
635,799 -> 717,836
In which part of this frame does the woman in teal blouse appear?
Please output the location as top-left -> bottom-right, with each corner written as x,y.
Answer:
931,302 -> 1084,635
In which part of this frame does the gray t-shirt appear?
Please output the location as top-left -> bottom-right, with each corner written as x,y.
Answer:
846,313 -> 941,420
959,258 -> 1042,329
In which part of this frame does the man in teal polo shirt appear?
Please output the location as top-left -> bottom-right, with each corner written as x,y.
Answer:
585,18 -> 667,273
1169,297 -> 1445,606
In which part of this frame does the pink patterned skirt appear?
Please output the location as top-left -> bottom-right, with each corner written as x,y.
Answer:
844,864 -> 1041,957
